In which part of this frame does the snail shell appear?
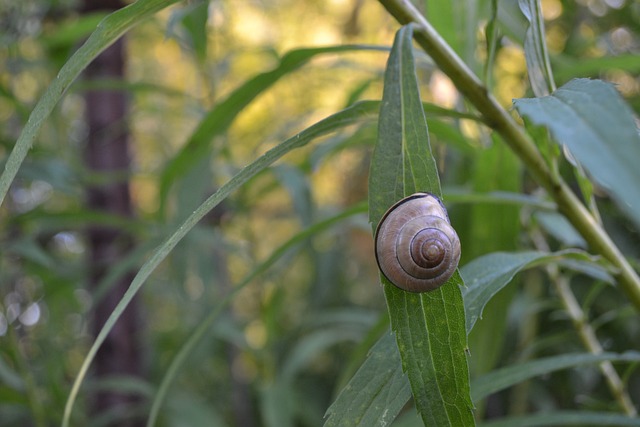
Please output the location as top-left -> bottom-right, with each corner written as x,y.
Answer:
374,193 -> 461,292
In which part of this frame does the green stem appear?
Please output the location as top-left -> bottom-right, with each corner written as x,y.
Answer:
556,273 -> 637,415
377,0 -> 640,310
531,229 -> 637,415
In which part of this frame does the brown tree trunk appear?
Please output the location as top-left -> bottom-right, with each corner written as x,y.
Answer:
83,1 -> 143,425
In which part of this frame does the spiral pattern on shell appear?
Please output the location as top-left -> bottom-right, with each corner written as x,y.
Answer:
374,193 -> 461,293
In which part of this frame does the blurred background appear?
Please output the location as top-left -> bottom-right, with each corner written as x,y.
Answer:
0,0 -> 639,425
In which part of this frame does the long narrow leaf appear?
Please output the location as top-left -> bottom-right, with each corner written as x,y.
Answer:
553,54 -> 640,81
0,0 -> 180,208
479,411 -> 640,426
368,25 -> 474,426
519,0 -> 555,96
325,249 -> 606,425
62,101 -> 378,427
158,44 -> 388,210
148,203 -> 367,426
324,333 -> 411,427
483,0 -> 500,87
471,352 -> 640,401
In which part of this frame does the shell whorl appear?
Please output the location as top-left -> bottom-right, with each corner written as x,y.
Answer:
374,193 -> 461,292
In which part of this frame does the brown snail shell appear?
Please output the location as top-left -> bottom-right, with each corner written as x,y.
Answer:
374,193 -> 461,292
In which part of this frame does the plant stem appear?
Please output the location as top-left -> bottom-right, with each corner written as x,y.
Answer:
557,273 -> 637,414
531,229 -> 637,416
377,0 -> 640,310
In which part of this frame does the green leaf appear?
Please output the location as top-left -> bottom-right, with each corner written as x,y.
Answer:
425,1 -> 461,55
332,313 -> 391,394
148,205 -> 366,427
7,238 -> 56,269
471,351 -> 640,402
327,249 -> 601,425
464,139 -> 521,417
483,0 -> 500,87
462,250 -> 598,332
327,326 -> 640,426
368,25 -> 474,426
514,78 -> 640,229
273,164 -> 314,227
63,102 -> 377,427
0,356 -> 24,392
166,391 -> 229,427
444,190 -> 555,210
158,44 -> 387,212
519,0 -> 555,96
464,251 -> 551,332
63,104 -> 373,426
324,334 -> 411,427
167,0 -> 209,62
40,12 -> 109,50
282,328 -> 363,381
307,102 -> 483,172
553,54 -> 640,82
534,211 -> 587,248
86,375 -> 154,398
0,0 -> 180,209
478,411 -> 640,427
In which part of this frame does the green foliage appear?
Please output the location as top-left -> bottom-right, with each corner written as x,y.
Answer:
515,79 -> 640,229
0,0 -> 181,206
325,249 -> 617,425
368,25 -> 473,426
63,100 -> 378,426
471,351 -> 640,402
519,0 -> 556,96
325,333 -> 411,427
157,44 -> 387,214
1,0 -> 640,426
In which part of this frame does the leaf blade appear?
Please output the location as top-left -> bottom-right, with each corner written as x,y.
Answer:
63,101 -> 378,427
0,0 -> 180,208
327,249 -> 605,425
514,78 -> 640,229
324,333 -> 411,427
519,0 -> 556,96
478,411 -> 640,426
368,25 -> 474,426
471,352 -> 640,402
158,44 -> 388,212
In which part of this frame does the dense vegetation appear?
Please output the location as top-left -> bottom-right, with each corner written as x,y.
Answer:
1,0 -> 639,426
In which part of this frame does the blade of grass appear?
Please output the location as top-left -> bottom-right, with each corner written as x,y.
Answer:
519,0 -> 556,96
62,101 -> 378,426
471,352 -> 640,401
157,44 -> 388,212
0,0 -> 179,208
479,411 -> 640,427
147,203 -> 366,426
553,54 -> 640,81
483,0 -> 500,87
443,189 -> 555,210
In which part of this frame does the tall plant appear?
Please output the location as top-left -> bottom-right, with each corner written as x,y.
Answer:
1,0 -> 639,425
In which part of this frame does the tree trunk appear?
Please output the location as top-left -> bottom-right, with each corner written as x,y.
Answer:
83,1 -> 143,425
